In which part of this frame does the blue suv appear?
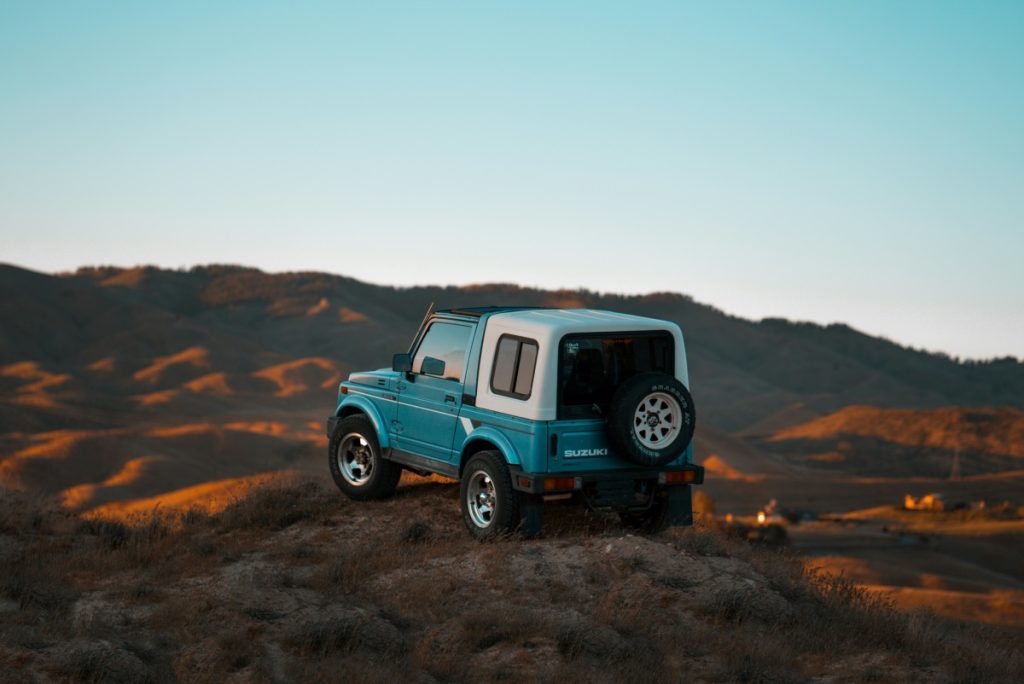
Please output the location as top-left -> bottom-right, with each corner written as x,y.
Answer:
326,306 -> 702,539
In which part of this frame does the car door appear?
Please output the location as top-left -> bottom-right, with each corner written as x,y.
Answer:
394,320 -> 473,464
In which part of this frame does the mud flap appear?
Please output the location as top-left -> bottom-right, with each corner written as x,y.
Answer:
518,494 -> 544,538
663,486 -> 694,527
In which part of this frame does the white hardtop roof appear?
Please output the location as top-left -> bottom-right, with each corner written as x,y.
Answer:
473,308 -> 688,420
486,308 -> 678,336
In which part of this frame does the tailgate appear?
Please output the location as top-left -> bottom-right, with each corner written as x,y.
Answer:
547,418 -> 692,472
548,418 -> 627,472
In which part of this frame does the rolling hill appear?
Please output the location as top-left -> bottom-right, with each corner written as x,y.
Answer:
762,406 -> 1024,477
1,262 -> 1022,516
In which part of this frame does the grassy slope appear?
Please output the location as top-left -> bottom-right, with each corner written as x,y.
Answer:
2,480 -> 1022,683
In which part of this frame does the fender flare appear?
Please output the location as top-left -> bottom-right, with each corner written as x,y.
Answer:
458,425 -> 521,473
336,394 -> 391,450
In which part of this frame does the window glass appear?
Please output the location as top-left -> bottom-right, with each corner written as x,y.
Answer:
413,322 -> 472,381
492,336 -> 518,392
514,342 -> 538,396
559,333 -> 673,418
490,336 -> 539,399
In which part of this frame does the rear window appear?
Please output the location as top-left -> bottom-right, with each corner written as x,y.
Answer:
558,332 -> 673,419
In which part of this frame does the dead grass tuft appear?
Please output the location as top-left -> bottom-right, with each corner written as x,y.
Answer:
1,550 -> 78,612
671,518 -> 746,557
713,623 -> 805,684
215,481 -> 334,531
76,517 -> 169,550
399,520 -> 432,543
286,605 -> 406,657
52,636 -> 173,684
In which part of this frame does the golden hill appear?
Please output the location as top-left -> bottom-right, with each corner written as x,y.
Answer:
772,406 -> 1024,456
763,406 -> 1024,477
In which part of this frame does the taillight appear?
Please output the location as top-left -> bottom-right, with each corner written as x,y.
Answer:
543,477 -> 577,492
660,470 -> 697,485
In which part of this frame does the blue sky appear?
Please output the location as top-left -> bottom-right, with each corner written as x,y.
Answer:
1,2 -> 1021,359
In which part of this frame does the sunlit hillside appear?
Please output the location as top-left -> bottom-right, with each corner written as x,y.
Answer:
763,406 -> 1024,477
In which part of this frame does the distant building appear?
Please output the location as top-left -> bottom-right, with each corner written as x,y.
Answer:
904,493 -> 945,511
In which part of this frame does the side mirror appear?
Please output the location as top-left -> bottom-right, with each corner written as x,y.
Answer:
420,356 -> 446,377
392,353 -> 412,373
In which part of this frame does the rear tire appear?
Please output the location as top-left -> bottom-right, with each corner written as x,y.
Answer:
328,415 -> 401,501
619,487 -> 693,533
620,499 -> 671,533
460,451 -> 520,541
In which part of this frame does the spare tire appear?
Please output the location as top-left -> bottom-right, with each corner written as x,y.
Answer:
607,372 -> 696,467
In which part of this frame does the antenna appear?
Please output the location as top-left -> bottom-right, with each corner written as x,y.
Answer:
409,301 -> 435,350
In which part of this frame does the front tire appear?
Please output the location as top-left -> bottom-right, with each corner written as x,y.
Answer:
460,451 -> 520,541
328,415 -> 401,501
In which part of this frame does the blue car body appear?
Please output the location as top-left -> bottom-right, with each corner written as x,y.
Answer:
327,306 -> 702,514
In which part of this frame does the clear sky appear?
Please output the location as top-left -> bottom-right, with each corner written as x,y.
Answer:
1,2 -> 1021,359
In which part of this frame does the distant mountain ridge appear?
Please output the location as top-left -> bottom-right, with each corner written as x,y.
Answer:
2,262 -> 1023,515
2,262 -> 1021,435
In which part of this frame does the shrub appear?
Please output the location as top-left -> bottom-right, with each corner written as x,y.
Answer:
216,482 -> 333,531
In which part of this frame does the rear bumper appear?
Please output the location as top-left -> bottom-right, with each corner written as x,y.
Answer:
508,464 -> 704,495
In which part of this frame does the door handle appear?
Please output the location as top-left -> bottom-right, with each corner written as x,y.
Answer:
444,394 -> 456,403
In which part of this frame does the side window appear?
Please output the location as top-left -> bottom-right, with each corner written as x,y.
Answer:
490,335 -> 539,399
412,322 -> 472,381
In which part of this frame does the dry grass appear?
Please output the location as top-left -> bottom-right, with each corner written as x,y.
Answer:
1,481 -> 1022,683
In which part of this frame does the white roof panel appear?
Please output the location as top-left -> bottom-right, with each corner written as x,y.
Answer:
488,308 -> 674,335
474,308 -> 689,421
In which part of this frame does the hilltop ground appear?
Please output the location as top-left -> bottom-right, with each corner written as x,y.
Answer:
3,478 -> 1023,684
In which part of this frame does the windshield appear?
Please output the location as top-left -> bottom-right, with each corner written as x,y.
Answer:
558,331 -> 674,419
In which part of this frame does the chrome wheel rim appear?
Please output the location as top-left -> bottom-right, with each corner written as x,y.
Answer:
338,432 -> 374,486
633,391 -> 683,450
466,470 -> 496,528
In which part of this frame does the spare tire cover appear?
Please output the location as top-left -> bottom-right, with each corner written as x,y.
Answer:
607,372 -> 696,467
